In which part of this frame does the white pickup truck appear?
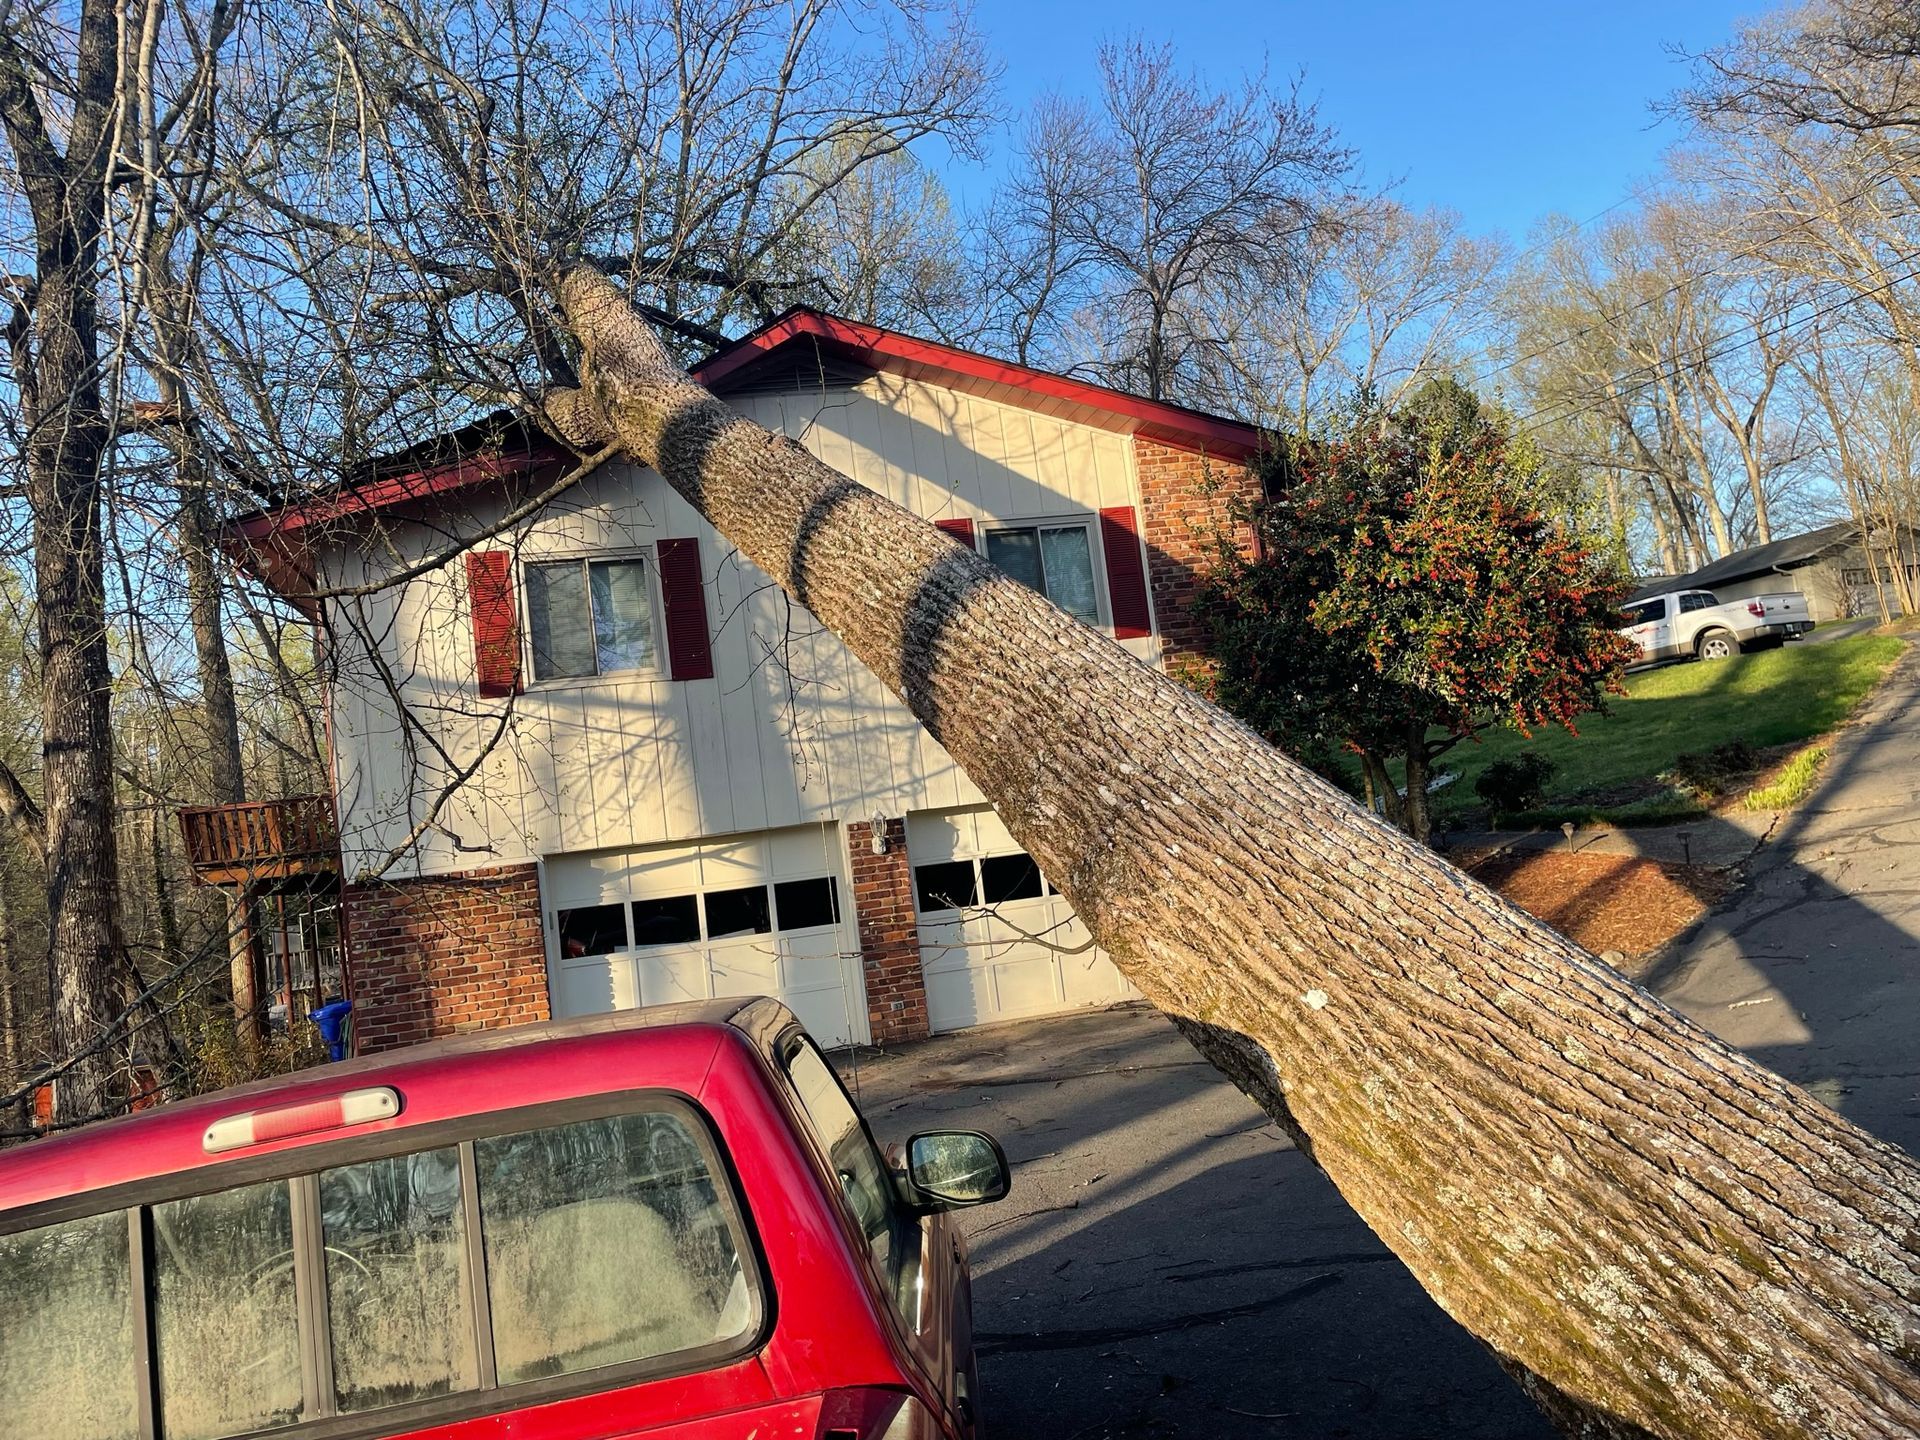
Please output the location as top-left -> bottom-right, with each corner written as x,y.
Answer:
1620,589 -> 1813,664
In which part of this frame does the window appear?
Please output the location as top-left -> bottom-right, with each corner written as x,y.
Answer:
781,1037 -> 916,1326
980,853 -> 1045,905
1620,600 -> 1664,626
526,557 -> 655,681
151,1180 -> 306,1439
0,1211 -> 138,1440
703,886 -> 771,939
917,851 -> 1054,916
985,523 -> 1100,625
630,895 -> 701,948
914,860 -> 979,915
319,1149 -> 478,1413
473,1110 -> 754,1385
558,904 -> 627,958
1679,591 -> 1719,613
774,876 -> 839,931
0,1099 -> 763,1440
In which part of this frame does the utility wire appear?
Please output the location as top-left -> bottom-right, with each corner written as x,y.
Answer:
1508,245 -> 1920,439
1457,165 -> 1904,395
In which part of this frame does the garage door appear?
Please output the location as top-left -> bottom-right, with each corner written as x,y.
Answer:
544,823 -> 867,1046
909,807 -> 1136,1033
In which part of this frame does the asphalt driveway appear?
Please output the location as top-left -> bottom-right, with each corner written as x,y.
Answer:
1647,640 -> 1920,1153
848,1007 -> 1553,1439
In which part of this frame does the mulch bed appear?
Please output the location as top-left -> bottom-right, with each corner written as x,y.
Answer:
1462,851 -> 1734,961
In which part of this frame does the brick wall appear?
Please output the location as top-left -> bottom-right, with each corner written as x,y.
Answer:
847,818 -> 929,1045
342,863 -> 550,1054
1132,436 -> 1263,666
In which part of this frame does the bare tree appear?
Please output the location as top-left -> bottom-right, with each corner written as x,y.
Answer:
983,37 -> 1349,404
1216,195 -> 1506,433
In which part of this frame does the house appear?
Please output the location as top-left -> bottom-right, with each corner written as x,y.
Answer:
228,309 -> 1265,1053
1630,520 -> 1914,622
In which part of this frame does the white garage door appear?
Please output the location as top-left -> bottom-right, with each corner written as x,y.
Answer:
544,823 -> 868,1046
909,806 -> 1136,1033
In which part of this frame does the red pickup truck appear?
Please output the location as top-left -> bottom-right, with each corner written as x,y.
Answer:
0,999 -> 1010,1440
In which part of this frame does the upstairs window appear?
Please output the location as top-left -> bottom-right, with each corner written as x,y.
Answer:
985,524 -> 1100,626
527,557 -> 655,681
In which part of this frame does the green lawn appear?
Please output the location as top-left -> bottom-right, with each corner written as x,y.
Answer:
1434,633 -> 1905,823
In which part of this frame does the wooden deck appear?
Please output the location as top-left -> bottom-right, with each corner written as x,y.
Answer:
178,794 -> 340,888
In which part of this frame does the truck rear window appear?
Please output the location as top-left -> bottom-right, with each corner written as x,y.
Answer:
0,1097 -> 761,1439
0,1209 -> 138,1440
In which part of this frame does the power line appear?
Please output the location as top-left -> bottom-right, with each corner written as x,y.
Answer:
1508,246 -> 1920,440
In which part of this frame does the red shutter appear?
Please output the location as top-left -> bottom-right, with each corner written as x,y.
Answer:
657,537 -> 714,680
1099,506 -> 1153,640
465,551 -> 520,698
934,517 -> 976,549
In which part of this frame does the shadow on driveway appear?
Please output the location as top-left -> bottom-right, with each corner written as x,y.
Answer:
843,645 -> 1920,1437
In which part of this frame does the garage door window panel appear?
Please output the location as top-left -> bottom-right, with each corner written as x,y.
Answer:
774,876 -> 839,931
630,895 -> 700,948
914,860 -> 979,915
979,853 -> 1045,904
558,904 -> 627,958
703,886 -> 771,939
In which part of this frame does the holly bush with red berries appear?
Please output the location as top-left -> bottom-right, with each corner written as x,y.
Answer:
1192,381 -> 1635,841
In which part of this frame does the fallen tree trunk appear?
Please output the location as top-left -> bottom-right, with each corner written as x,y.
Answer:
551,264 -> 1920,1438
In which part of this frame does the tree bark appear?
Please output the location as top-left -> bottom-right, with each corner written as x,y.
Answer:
176,462 -> 260,1050
1401,733 -> 1433,847
553,263 -> 1920,1438
1,0 -> 128,1125
180,487 -> 246,806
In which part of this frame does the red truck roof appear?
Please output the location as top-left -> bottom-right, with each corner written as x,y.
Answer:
0,1002 -> 754,1214
0,1001 -> 927,1439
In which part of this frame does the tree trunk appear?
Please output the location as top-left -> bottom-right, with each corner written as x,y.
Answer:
29,273 -> 125,1127
1359,751 -> 1402,829
1401,734 -> 1433,847
180,488 -> 246,806
2,0 -> 129,1126
0,878 -> 17,1119
553,264 -> 1920,1438
176,477 -> 262,1050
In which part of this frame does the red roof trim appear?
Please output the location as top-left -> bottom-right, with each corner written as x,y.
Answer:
233,445 -> 573,549
693,308 -> 1264,462
229,442 -> 574,611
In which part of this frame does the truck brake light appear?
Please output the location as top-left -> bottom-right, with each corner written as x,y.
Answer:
1747,600 -> 1766,618
202,1086 -> 401,1153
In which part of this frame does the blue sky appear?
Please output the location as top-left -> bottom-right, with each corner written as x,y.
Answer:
945,0 -> 1763,243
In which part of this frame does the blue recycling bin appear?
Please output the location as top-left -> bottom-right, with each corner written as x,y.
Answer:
311,1000 -> 354,1062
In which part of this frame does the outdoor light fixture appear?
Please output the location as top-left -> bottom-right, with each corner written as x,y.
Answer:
870,812 -> 890,855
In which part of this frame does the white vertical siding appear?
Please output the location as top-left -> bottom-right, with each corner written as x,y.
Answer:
323,378 -> 1152,879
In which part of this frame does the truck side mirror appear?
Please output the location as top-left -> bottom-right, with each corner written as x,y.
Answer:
905,1130 -> 1011,1210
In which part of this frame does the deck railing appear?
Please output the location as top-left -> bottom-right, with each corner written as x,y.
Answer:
178,794 -> 340,886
